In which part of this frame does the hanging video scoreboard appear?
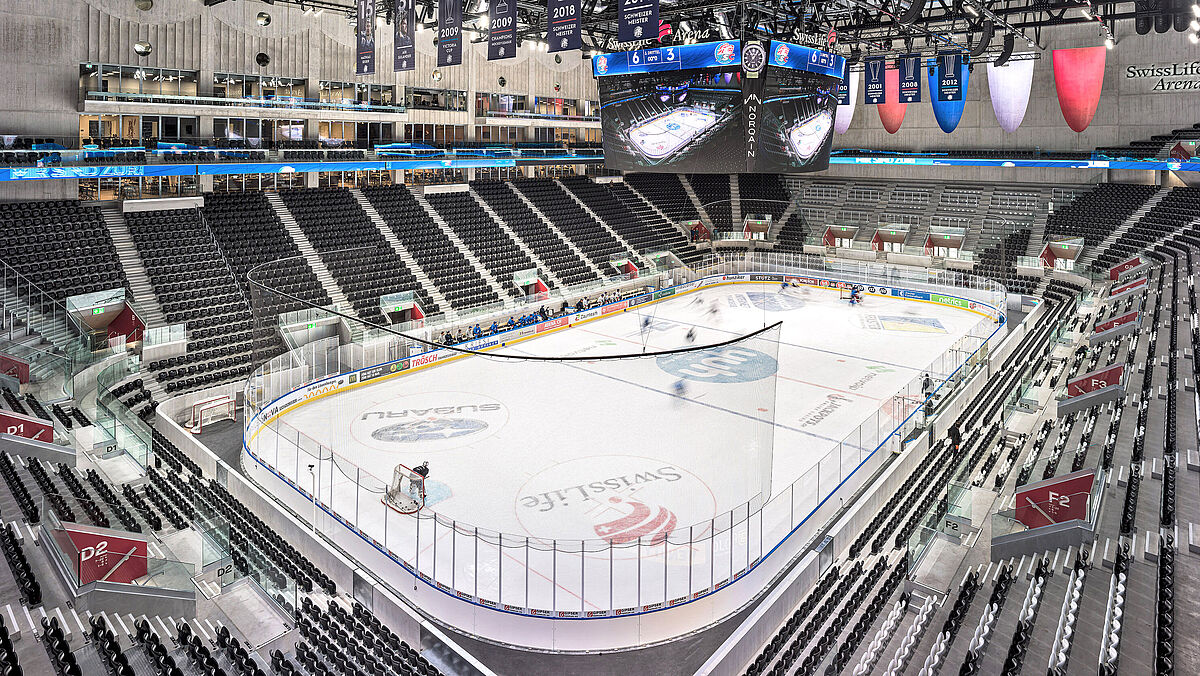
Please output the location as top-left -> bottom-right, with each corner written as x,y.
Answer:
595,40 -> 845,174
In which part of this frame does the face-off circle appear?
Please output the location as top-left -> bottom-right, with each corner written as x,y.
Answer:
350,391 -> 509,452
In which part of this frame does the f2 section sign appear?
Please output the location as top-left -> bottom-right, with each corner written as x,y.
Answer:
1015,469 -> 1096,529
1065,363 -> 1125,397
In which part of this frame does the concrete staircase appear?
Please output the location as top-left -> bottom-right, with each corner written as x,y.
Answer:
410,191 -> 509,301
264,192 -> 357,319
679,175 -> 717,234
1074,187 -> 1170,269
348,188 -> 453,318
467,188 -> 566,288
99,205 -> 166,328
507,183 -> 607,279
729,174 -> 742,226
554,179 -> 654,269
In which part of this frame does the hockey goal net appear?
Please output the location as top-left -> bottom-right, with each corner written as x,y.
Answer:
184,395 -> 236,435
839,287 -> 855,299
385,464 -> 426,514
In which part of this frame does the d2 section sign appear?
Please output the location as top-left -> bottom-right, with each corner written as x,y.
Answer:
65,527 -> 148,584
1015,468 -> 1095,529
1065,363 -> 1124,397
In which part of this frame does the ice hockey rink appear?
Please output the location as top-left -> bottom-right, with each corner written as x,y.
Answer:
627,108 -> 720,159
258,282 -> 988,543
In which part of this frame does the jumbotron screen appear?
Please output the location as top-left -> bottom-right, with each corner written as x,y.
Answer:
594,40 -> 844,174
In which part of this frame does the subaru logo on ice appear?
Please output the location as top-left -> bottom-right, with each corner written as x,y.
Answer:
372,418 -> 488,442
656,347 -> 778,383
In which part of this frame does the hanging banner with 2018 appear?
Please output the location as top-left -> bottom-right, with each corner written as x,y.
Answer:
618,0 -> 659,43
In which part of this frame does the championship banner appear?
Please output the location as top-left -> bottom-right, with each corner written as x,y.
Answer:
487,0 -> 517,60
618,0 -> 658,43
437,0 -> 463,67
864,57 -> 886,104
356,0 -> 377,75
898,53 -> 921,103
547,0 -> 582,53
393,0 -> 415,72
937,51 -> 965,101
836,59 -> 851,105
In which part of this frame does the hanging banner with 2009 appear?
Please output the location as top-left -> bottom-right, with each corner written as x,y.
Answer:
438,0 -> 463,67
393,0 -> 415,72
488,0 -> 517,60
547,0 -> 582,53
618,0 -> 658,43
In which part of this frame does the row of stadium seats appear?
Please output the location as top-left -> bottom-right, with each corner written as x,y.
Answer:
1045,183 -> 1160,246
513,178 -> 635,268
362,185 -> 500,310
423,189 -> 541,298
0,200 -> 127,301
280,186 -> 439,322
471,180 -> 597,286
624,173 -> 701,224
737,174 -> 790,220
687,174 -> 734,232
1091,187 -> 1200,273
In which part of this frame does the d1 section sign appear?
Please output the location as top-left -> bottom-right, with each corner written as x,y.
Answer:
64,527 -> 148,584
0,409 -> 53,443
1015,468 -> 1095,529
1065,363 -> 1124,397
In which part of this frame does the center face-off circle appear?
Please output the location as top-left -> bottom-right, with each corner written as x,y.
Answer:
350,391 -> 509,452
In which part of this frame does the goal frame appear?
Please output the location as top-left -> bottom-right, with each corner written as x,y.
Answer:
839,287 -> 855,300
384,463 -> 426,514
185,395 -> 236,435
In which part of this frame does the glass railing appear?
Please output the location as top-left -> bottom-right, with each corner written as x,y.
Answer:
144,323 -> 186,347
239,251 -> 1007,618
95,354 -> 153,468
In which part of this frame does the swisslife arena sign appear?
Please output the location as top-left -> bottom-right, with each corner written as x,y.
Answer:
1122,62 -> 1200,94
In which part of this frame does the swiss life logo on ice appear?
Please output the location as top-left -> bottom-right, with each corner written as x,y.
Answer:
657,346 -> 778,383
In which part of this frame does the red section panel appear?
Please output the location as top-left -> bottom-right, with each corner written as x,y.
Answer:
0,353 -> 30,384
878,65 -> 908,134
105,304 -> 145,344
1066,363 -> 1124,396
1015,470 -> 1095,529
1111,277 -> 1148,296
1040,244 -> 1055,268
0,410 -> 53,443
1094,311 -> 1138,334
822,227 -> 835,246
1108,256 -> 1144,280
1052,46 -> 1106,133
65,528 -> 148,584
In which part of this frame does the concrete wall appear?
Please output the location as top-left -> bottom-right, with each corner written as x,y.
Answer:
833,25 -> 1200,155
0,0 -> 598,140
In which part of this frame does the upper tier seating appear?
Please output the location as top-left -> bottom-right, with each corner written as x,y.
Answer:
687,174 -> 733,232
512,178 -> 635,269
0,200 -> 126,300
624,173 -> 701,224
362,185 -> 499,310
1045,183 -> 1159,246
423,190 -> 542,299
279,187 -> 438,323
204,192 -> 332,317
1092,187 -> 1200,272
126,208 -> 258,391
559,176 -> 703,264
470,180 -> 596,287
738,174 -> 791,219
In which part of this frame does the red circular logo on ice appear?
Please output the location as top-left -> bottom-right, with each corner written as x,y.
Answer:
714,42 -> 736,65
595,55 -> 608,74
773,43 -> 790,65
